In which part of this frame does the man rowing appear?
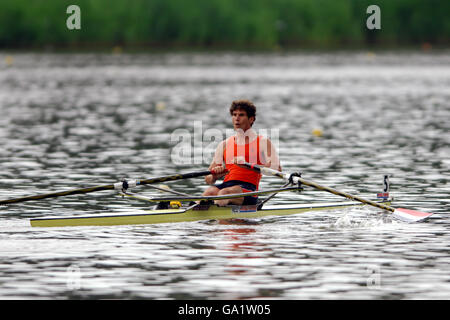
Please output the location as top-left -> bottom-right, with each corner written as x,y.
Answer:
203,100 -> 281,206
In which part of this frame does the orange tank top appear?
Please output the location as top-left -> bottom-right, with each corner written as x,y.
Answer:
223,135 -> 263,189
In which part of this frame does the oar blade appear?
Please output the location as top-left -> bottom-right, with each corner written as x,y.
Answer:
393,208 -> 433,223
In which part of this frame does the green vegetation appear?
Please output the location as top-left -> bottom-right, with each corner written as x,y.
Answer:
0,0 -> 448,50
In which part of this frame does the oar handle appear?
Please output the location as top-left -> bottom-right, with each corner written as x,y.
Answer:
138,170 -> 213,186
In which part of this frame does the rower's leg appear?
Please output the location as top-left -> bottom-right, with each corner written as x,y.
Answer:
197,186 -> 221,205
202,185 -> 219,196
215,186 -> 244,206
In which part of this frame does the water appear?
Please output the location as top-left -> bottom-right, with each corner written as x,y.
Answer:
0,51 -> 449,299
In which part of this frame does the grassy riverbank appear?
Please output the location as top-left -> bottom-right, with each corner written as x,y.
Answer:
1,0 -> 448,50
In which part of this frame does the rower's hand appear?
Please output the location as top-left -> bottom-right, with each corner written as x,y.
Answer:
206,166 -> 227,185
211,165 -> 227,176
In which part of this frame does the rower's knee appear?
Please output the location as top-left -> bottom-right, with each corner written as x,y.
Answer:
203,186 -> 219,196
218,186 -> 242,195
215,186 -> 244,206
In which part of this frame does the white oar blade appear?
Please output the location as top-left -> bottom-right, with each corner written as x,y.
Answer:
393,208 -> 433,223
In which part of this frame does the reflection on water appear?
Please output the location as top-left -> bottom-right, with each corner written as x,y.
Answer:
0,51 -> 449,299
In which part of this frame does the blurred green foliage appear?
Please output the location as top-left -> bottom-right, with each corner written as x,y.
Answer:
0,0 -> 448,49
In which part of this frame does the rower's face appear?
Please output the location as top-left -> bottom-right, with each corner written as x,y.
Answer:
232,109 -> 254,132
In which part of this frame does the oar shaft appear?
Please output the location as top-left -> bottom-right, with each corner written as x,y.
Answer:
0,170 -> 212,205
294,177 -> 395,212
0,184 -> 114,205
240,162 -> 395,212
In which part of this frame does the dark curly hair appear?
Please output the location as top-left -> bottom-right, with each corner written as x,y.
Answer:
229,100 -> 256,122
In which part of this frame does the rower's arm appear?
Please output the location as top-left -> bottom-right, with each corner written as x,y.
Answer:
205,141 -> 226,185
261,138 -> 282,172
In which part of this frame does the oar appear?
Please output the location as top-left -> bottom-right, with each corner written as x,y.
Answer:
123,186 -> 300,203
0,169 -> 213,205
239,162 -> 433,223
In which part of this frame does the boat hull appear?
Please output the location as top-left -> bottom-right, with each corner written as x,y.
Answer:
30,201 -> 389,228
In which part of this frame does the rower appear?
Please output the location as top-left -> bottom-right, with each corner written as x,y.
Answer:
202,99 -> 281,206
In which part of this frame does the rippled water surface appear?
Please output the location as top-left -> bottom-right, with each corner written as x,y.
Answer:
0,51 -> 449,299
